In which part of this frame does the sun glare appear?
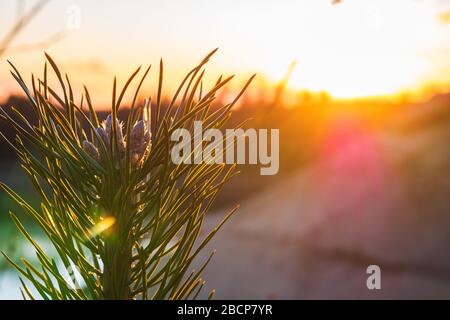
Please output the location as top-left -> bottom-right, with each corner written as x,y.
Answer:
1,0 -> 449,103
259,0 -> 449,99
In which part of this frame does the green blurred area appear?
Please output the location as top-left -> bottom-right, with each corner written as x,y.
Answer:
0,162 -> 42,272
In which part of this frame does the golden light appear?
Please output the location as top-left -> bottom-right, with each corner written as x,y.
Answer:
89,216 -> 116,238
1,0 -> 449,103
257,0 -> 449,99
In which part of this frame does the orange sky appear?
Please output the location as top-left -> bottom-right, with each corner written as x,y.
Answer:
1,0 -> 450,106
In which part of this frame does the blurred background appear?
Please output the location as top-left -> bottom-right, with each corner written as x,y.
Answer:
1,0 -> 450,299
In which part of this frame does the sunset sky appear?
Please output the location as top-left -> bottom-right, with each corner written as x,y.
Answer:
1,0 -> 450,105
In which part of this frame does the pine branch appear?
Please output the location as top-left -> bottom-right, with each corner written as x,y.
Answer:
0,51 -> 254,300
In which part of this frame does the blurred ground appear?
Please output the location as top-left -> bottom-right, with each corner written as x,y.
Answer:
198,96 -> 450,299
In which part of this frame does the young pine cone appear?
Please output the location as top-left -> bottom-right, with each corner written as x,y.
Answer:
104,114 -> 125,153
129,120 -> 151,167
82,140 -> 100,161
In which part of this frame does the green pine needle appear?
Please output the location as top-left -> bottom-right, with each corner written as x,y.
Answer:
0,50 -> 254,300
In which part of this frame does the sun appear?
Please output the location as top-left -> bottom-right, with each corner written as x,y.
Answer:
259,0 -> 447,99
